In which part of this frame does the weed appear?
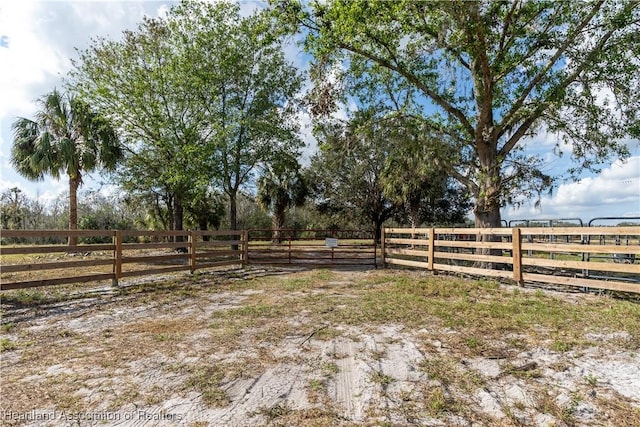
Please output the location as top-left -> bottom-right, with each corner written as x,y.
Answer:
254,402 -> 292,422
504,362 -> 542,379
465,336 -> 482,350
424,386 -> 448,417
182,364 -> 228,407
110,382 -> 141,409
313,269 -> 336,281
585,374 -> 598,387
369,349 -> 386,361
144,386 -> 166,405
420,356 -> 483,393
308,379 -> 325,393
596,393 -> 640,426
281,277 -> 314,291
0,337 -> 17,352
228,303 -> 282,318
5,289 -> 47,305
513,399 -> 526,411
552,339 -> 574,353
1,322 -> 14,333
536,391 -> 577,426
313,326 -> 342,340
370,371 -> 395,388
503,406 -> 527,426
57,329 -> 76,338
322,362 -> 339,375
43,373 -> 85,412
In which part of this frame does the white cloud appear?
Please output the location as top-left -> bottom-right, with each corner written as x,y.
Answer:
506,156 -> 640,222
0,2 -> 68,119
0,1 -> 177,203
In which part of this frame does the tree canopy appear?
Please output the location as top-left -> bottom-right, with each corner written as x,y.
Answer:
257,156 -> 307,241
308,110 -> 406,241
71,1 -> 303,232
276,0 -> 640,227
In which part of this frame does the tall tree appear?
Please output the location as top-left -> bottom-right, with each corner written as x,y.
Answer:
0,187 -> 28,230
72,1 -> 303,235
257,157 -> 308,242
11,89 -> 121,245
184,187 -> 226,238
179,2 -> 304,231
308,112 -> 402,241
277,0 -> 640,227
377,110 -> 458,228
72,14 -> 208,239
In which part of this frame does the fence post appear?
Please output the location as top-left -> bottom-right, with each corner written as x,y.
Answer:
242,230 -> 249,267
380,228 -> 386,268
428,228 -> 435,271
512,227 -> 523,286
189,231 -> 197,273
113,230 -> 122,287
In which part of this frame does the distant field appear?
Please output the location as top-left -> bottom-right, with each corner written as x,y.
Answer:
1,267 -> 639,426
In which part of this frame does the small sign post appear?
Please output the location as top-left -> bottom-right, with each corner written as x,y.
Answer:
325,237 -> 338,247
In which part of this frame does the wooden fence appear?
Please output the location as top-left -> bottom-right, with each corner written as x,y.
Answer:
382,226 -> 640,294
3,227 -> 640,294
0,229 -> 246,291
246,229 -> 377,267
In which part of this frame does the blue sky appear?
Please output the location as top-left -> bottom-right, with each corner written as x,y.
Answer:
1,1 -> 638,224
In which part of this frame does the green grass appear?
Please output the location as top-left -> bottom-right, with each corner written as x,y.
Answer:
2,267 -> 639,425
181,364 -> 228,407
1,322 -> 15,333
198,270 -> 640,355
0,337 -> 17,352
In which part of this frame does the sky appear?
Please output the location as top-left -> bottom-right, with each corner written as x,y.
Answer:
0,0 -> 638,225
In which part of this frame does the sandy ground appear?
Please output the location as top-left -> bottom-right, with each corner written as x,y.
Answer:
1,267 -> 639,426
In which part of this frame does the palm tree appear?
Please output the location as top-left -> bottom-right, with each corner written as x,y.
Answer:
257,160 -> 308,243
11,89 -> 122,245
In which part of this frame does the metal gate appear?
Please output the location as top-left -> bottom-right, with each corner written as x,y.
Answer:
246,229 -> 377,268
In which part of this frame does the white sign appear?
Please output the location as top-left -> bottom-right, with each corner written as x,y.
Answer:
325,238 -> 338,247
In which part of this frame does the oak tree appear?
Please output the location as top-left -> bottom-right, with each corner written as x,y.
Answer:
277,0 -> 640,227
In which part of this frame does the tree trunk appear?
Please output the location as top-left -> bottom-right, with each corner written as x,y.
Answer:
173,193 -> 185,245
474,134 -> 502,228
229,191 -> 238,250
199,219 -> 210,242
68,176 -> 80,246
473,140 -> 506,268
229,191 -> 238,231
165,194 -> 174,234
474,202 -> 502,228
374,217 -> 384,244
272,201 -> 286,243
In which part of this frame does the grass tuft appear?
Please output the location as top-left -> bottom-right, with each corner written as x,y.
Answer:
0,337 -> 17,352
182,364 -> 229,407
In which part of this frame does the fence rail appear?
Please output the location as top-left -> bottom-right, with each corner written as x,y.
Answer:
382,226 -> 640,294
3,226 -> 639,294
1,229 -> 247,291
246,229 -> 377,267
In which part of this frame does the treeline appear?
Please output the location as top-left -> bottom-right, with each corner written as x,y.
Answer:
0,173 -> 471,243
6,2 -> 471,242
7,1 -> 638,244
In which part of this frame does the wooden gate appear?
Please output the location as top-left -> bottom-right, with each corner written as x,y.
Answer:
246,229 -> 377,268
